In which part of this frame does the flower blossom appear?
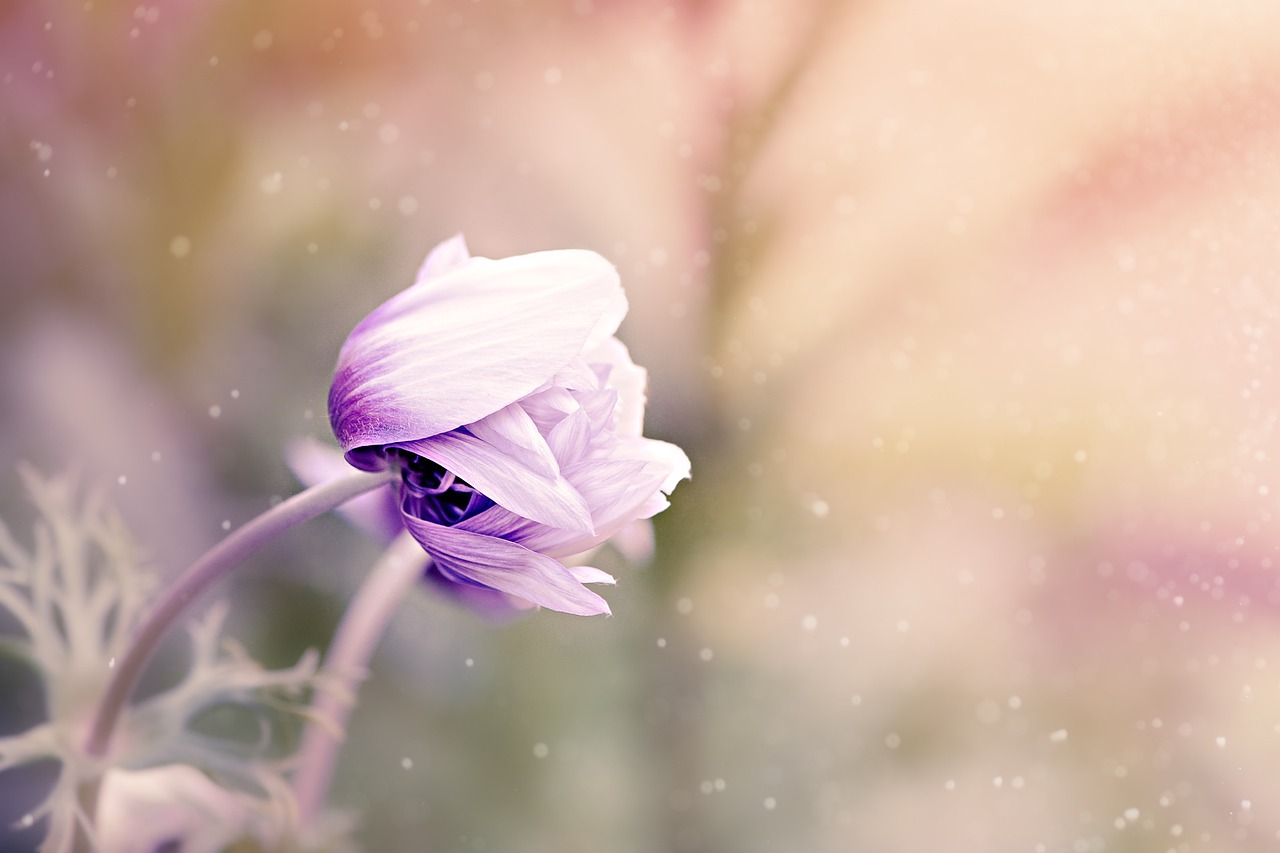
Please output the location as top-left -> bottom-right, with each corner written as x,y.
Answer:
325,235 -> 689,617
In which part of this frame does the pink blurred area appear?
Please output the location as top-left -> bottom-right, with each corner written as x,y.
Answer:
5,0 -> 1280,850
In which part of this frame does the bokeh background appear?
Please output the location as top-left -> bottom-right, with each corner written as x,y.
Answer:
5,0 -> 1280,850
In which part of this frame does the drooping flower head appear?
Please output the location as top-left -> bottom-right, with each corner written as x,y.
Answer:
327,236 -> 689,616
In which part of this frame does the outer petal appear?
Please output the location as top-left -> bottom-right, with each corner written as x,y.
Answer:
399,431 -> 594,534
285,437 -> 402,541
329,249 -> 623,454
414,234 -> 471,284
422,563 -> 537,621
401,513 -> 611,616
584,337 -> 649,438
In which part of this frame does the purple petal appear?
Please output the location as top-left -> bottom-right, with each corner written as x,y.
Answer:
415,234 -> 471,284
422,563 -> 537,621
399,430 -> 593,533
402,513 -> 611,616
584,337 -> 649,438
330,249 -> 624,454
285,437 -> 402,541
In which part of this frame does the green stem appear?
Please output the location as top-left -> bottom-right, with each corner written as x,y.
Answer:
83,470 -> 396,760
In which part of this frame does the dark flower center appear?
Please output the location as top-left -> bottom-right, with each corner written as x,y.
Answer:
391,449 -> 493,527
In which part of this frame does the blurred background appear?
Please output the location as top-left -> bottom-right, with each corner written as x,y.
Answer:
5,0 -> 1280,850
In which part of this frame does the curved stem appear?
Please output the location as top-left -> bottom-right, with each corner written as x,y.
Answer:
293,531 -> 428,823
84,470 -> 397,760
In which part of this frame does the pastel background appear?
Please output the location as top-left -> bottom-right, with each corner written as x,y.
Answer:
4,1 -> 1280,850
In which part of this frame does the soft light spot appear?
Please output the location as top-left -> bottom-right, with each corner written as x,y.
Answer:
676,597 -> 693,615
116,475 -> 127,486
252,30 -> 274,50
208,405 -> 221,418
169,235 -> 191,258
398,195 -> 419,216
401,757 -> 413,769
259,172 -> 283,194
544,67 -> 563,84
801,614 -> 817,631
533,742 -> 549,759
1049,729 -> 1068,743
699,647 -> 714,662
763,797 -> 776,810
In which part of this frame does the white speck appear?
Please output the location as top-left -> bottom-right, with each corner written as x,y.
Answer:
1216,735 -> 1227,748
401,757 -> 413,769
208,405 -> 222,418
117,475 -> 127,485
1124,807 -> 1139,821
714,778 -> 725,792
676,597 -> 693,615
1242,800 -> 1252,811
30,140 -> 53,163
993,776 -> 1003,788
699,647 -> 713,662
801,614 -> 817,631
1074,450 -> 1088,463
465,657 -> 474,668
368,197 -> 381,211
151,451 -> 162,462
1011,776 -> 1025,790
398,195 -> 419,216
839,636 -> 850,647
378,122 -> 400,144
1049,729 -> 1068,743
991,507 -> 1005,520
229,388 -> 240,399
544,66 -> 563,84
656,637 -> 666,648
307,242 -> 319,254
209,55 -> 219,66
169,235 -> 191,258
944,779 -> 956,791
18,813 -> 33,828
532,742 -> 549,759
895,619 -> 910,633
810,498 -> 830,518
107,657 -> 115,669
763,797 -> 776,810
851,694 -> 862,706
648,247 -> 669,267
221,520 -> 231,531
252,30 -> 274,50
259,172 -> 283,194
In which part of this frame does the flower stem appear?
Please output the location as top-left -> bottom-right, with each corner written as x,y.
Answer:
293,530 -> 429,823
83,470 -> 396,760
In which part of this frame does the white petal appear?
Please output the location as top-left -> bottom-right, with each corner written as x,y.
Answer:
330,249 -> 623,453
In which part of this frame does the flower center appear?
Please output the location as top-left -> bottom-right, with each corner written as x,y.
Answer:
392,450 -> 493,526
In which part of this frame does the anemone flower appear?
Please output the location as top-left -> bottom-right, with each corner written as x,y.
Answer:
323,235 -> 689,617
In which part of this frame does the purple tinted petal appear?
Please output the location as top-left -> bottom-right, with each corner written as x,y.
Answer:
330,249 -> 623,453
402,513 -> 611,616
457,457 -> 671,559
285,437 -> 402,541
464,402 -> 558,479
422,563 -> 536,621
585,337 -> 649,438
567,565 -> 616,585
415,234 -> 471,284
399,431 -> 593,534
